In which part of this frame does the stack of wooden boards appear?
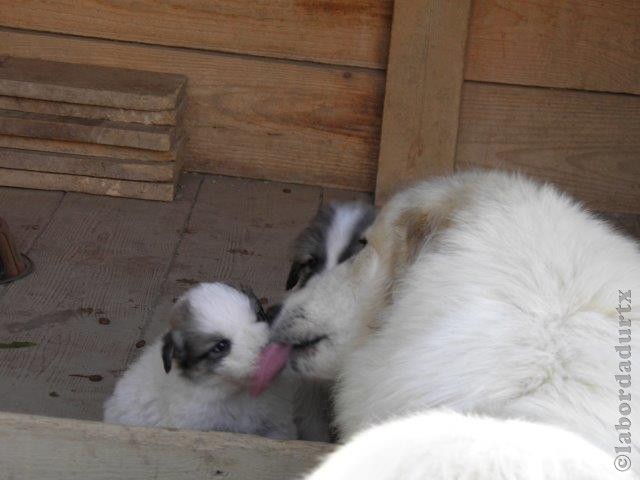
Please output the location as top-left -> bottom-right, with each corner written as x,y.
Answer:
0,56 -> 187,201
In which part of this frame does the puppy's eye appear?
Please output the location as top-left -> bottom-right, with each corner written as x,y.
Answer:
358,237 -> 368,247
210,339 -> 230,354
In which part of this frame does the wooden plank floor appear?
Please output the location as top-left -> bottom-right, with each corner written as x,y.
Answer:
0,173 -> 636,423
0,173 -> 370,421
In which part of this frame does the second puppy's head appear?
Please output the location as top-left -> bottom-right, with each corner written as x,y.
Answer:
162,283 -> 270,385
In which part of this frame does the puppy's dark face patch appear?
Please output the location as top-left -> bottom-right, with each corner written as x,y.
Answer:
162,329 -> 232,380
162,300 -> 234,380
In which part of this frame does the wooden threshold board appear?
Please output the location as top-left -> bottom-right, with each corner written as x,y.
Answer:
0,95 -> 184,126
0,56 -> 186,110
0,168 -> 177,201
0,412 -> 332,480
0,109 -> 176,151
0,148 -> 178,182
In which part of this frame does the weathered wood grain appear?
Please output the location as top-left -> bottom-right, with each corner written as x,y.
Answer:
0,56 -> 186,110
0,0 -> 393,69
375,0 -> 472,204
0,29 -> 383,191
0,95 -> 183,125
0,148 -> 178,182
0,168 -> 177,201
0,110 -> 176,151
0,187 -> 63,255
129,176 -> 322,358
466,0 -> 640,95
455,82 -> 640,213
0,412 -> 333,480
0,134 -> 182,163
0,175 -> 201,420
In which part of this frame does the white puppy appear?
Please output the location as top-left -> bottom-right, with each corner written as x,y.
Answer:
104,283 -> 296,439
270,171 -> 640,476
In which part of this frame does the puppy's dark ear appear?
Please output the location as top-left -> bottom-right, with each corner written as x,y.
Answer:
286,261 -> 304,290
161,330 -> 186,374
240,285 -> 269,323
161,332 -> 175,373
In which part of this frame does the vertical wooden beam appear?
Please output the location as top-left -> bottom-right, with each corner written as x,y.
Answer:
375,0 -> 472,204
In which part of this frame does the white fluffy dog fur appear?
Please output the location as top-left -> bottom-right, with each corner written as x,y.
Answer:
104,283 -> 296,439
271,171 -> 639,477
306,411 -> 635,480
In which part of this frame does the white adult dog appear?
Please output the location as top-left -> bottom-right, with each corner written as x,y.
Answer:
270,171 -> 639,478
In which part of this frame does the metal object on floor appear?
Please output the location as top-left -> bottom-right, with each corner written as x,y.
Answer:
0,216 -> 33,284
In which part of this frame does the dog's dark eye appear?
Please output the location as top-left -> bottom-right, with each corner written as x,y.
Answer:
210,339 -> 230,354
358,237 -> 368,247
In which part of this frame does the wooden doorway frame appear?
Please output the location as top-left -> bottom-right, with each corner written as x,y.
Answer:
375,0 -> 472,204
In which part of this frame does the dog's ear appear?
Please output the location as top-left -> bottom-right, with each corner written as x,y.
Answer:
286,261 -> 304,290
168,296 -> 192,328
161,330 -> 186,374
240,285 -> 269,323
397,208 -> 432,265
161,332 -> 175,373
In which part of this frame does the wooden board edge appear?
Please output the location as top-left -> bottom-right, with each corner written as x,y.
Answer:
0,167 -> 177,201
0,147 -> 178,182
0,411 -> 333,480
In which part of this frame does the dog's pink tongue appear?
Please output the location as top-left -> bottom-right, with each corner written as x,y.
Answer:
250,343 -> 292,397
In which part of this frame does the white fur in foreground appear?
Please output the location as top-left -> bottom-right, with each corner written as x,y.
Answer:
104,283 -> 296,439
306,411 -> 636,480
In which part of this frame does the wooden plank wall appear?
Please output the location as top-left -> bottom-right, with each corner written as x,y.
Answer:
0,1 -> 393,68
375,0 -> 640,211
1,0 -> 639,209
465,0 -> 640,95
0,1 -> 391,192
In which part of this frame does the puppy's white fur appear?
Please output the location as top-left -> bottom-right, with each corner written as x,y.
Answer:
272,171 -> 640,474
104,283 -> 296,439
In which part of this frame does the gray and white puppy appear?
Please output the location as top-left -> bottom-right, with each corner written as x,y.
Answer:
103,282 -> 296,439
283,201 -> 376,442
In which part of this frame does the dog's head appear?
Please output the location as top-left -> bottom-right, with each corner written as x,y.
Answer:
270,190 -> 445,381
161,283 -> 270,385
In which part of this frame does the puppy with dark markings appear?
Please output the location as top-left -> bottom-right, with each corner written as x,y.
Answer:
104,283 -> 296,439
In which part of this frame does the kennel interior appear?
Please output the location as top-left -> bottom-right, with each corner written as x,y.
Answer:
0,1 -> 639,478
